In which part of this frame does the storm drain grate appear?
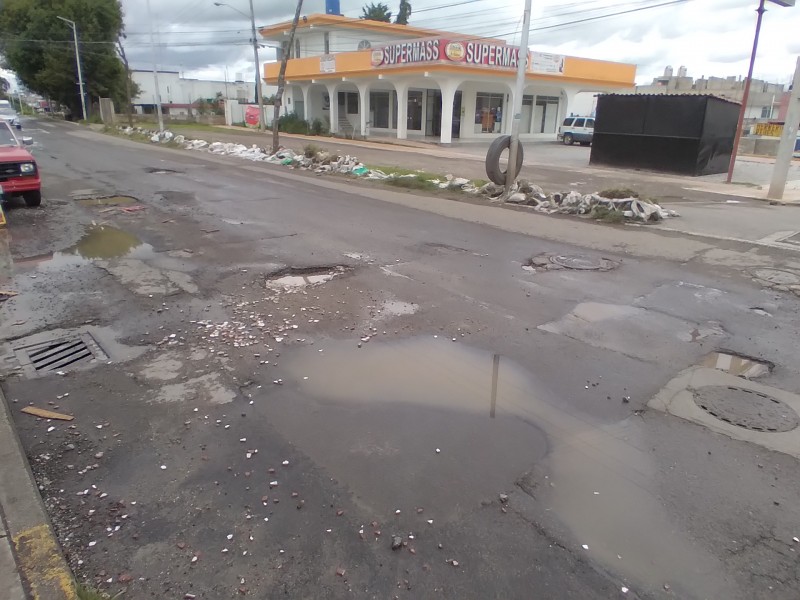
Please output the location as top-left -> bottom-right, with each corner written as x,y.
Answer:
14,333 -> 108,377
693,385 -> 800,433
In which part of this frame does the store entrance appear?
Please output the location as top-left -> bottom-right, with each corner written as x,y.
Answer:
424,90 -> 462,139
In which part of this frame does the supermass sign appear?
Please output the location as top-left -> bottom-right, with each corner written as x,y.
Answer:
371,39 -> 526,70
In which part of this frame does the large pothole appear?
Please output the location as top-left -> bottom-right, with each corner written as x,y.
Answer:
264,265 -> 349,290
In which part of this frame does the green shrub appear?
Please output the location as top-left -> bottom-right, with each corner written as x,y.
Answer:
277,113 -> 309,134
303,143 -> 323,158
384,176 -> 438,191
310,118 -> 328,135
598,187 -> 639,199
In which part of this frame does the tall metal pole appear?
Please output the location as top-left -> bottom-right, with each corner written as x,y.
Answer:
767,56 -> 800,200
505,0 -> 533,190
57,17 -> 87,121
145,0 -> 165,132
726,0 -> 766,184
248,0 -> 265,131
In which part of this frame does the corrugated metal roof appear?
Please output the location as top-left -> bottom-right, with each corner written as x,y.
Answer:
598,93 -> 741,106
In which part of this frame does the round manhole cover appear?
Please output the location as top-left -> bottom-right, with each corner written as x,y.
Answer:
693,386 -> 800,433
549,254 -> 620,271
752,269 -> 800,286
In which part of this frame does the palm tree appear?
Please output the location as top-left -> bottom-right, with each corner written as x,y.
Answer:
360,2 -> 392,22
395,0 -> 411,25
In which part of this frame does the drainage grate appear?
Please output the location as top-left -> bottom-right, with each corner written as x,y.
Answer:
693,385 -> 800,433
14,333 -> 108,377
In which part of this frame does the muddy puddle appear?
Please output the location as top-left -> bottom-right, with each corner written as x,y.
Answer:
266,337 -> 735,598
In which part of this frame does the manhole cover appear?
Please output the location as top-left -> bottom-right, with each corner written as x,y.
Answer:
549,254 -> 620,271
14,333 -> 108,377
693,385 -> 800,432
752,268 -> 800,286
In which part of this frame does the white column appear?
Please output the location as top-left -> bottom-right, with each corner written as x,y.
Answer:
395,82 -> 408,139
559,89 -> 579,124
439,81 -> 460,144
357,82 -> 369,138
326,84 -> 339,134
299,84 -> 310,121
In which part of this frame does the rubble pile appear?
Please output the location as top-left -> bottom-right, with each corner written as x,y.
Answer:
479,180 -> 680,221
118,125 -> 680,221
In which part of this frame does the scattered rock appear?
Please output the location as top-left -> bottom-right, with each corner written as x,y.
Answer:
391,536 -> 403,550
499,493 -> 509,504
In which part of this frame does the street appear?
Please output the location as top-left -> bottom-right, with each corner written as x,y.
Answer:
2,119 -> 800,599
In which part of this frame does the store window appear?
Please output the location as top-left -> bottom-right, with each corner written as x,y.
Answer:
324,32 -> 330,54
370,91 -> 390,128
534,95 -> 560,133
475,92 -> 504,133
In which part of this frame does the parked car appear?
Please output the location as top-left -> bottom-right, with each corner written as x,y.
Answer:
0,104 -> 21,130
558,116 -> 594,146
0,120 -> 40,206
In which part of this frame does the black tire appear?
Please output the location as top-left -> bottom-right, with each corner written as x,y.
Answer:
485,135 -> 524,186
563,133 -> 574,145
23,190 -> 42,207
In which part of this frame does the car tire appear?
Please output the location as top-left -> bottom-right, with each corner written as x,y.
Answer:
563,133 -> 574,145
23,190 -> 42,207
485,135 -> 524,186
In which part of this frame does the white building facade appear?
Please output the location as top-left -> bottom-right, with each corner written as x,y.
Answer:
131,70 -> 256,114
261,14 -> 636,143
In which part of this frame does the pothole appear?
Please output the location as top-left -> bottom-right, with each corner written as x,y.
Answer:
145,167 -> 182,174
524,253 -> 620,272
701,351 -> 773,379
77,195 -> 138,207
264,266 -> 349,290
68,225 -> 147,259
692,385 -> 800,432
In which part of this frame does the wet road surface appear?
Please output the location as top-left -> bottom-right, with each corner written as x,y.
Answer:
1,119 -> 800,599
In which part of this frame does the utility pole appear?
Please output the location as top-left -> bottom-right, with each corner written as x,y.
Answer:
145,0 -> 165,132
273,0 -> 304,152
214,2 -> 265,131
767,56 -> 800,200
56,16 -> 87,121
505,0 -> 532,191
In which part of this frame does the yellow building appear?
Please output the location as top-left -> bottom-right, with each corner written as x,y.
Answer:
261,14 -> 635,144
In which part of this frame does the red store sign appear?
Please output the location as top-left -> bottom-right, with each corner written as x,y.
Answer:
371,38 -> 527,70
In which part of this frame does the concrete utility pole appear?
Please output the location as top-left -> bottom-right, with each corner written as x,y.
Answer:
273,0 -> 304,152
505,0 -> 532,191
56,16 -> 87,121
767,56 -> 800,200
726,0 -> 795,183
145,0 -> 165,132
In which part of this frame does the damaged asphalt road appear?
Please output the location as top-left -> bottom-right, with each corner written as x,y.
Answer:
2,120 -> 800,599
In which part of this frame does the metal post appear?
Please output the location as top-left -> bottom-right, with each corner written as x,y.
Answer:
57,17 -> 87,121
505,0 -> 533,191
145,0 -> 165,132
726,0 -> 766,184
248,0 -> 265,131
767,56 -> 800,200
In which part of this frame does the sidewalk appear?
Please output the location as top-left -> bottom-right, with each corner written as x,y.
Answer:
0,350 -> 75,599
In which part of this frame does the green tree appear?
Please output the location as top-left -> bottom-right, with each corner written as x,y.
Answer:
395,0 -> 411,25
360,2 -> 392,22
0,0 -> 130,119
0,76 -> 10,99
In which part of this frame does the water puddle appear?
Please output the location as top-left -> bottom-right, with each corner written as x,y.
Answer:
68,225 -> 151,260
702,351 -> 772,379
267,337 -> 733,598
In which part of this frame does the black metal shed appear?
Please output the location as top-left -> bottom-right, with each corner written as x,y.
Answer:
589,94 -> 740,176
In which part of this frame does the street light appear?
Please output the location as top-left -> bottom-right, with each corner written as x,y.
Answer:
56,16 -> 87,121
215,1 -> 265,131
726,0 -> 795,183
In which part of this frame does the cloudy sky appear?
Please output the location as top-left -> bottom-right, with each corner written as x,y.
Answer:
117,0 -> 799,86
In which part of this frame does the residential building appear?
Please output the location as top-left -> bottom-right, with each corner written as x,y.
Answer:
636,66 -> 785,120
131,70 -> 257,115
258,12 -> 635,143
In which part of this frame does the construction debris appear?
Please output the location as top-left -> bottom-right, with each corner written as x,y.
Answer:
21,407 -> 75,421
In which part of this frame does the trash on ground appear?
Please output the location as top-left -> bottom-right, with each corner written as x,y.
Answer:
21,406 -> 74,421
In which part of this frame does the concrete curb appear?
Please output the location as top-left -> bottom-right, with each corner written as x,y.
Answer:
0,386 -> 76,600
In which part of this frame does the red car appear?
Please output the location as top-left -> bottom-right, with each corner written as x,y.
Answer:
0,120 -> 41,207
